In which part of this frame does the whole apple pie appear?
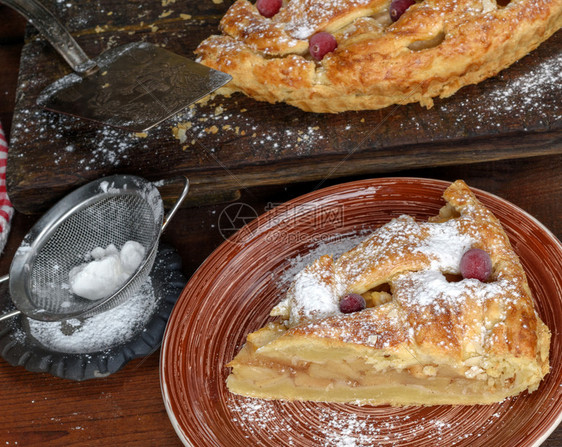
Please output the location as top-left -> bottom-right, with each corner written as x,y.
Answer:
195,0 -> 562,112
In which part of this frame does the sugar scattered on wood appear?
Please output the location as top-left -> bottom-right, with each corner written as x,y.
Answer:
436,49 -> 562,130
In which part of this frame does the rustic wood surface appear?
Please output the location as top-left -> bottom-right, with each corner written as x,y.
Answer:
5,0 -> 562,214
1,3 -> 562,446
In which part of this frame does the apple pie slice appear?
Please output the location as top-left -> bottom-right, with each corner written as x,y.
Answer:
226,180 -> 551,406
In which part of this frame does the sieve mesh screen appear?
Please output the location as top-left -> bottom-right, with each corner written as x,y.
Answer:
28,193 -> 158,316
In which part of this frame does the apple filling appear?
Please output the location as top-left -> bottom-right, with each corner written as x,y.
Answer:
227,322 -> 546,406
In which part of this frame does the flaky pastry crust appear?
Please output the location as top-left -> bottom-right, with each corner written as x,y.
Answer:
195,0 -> 562,112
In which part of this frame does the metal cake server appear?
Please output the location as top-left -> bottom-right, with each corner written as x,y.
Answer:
2,0 -> 232,132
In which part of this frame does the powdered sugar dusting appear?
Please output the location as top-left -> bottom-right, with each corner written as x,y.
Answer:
438,49 -> 562,130
337,215 -> 424,283
28,277 -> 157,353
220,1 -> 304,54
278,232 -> 372,287
170,97 -> 327,156
278,0 -> 375,39
10,107 -> 147,170
286,268 -> 342,323
281,214 -> 479,327
227,395 -> 509,446
393,269 -> 509,310
484,50 -> 562,119
272,231 -> 373,323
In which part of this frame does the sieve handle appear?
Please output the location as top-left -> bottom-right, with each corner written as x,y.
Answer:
160,176 -> 190,232
0,274 -> 21,322
0,309 -> 21,322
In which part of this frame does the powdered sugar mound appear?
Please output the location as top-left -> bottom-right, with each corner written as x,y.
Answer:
120,241 -> 146,273
69,241 -> 146,300
98,180 -> 121,194
416,220 -> 474,272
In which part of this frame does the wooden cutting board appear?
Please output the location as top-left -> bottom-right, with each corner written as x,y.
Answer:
7,0 -> 562,214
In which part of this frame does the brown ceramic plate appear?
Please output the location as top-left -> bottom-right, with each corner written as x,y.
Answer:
160,178 -> 562,447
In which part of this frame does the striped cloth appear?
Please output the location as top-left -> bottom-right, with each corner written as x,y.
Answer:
0,122 -> 13,253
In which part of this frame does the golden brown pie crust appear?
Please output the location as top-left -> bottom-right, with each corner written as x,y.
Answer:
195,0 -> 562,112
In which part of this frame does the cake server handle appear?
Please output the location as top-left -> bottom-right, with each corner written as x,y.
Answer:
1,0 -> 98,74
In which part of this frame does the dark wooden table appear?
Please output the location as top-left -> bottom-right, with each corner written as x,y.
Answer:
1,6 -> 561,446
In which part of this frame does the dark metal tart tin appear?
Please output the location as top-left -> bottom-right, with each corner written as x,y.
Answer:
0,244 -> 186,381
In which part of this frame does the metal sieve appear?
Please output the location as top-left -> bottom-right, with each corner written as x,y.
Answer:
0,174 -> 189,322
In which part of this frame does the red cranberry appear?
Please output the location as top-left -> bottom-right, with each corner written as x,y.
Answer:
309,32 -> 338,61
389,0 -> 415,22
460,248 -> 493,282
256,0 -> 282,18
339,293 -> 366,314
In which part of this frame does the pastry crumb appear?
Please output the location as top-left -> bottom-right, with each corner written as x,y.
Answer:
172,122 -> 193,143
